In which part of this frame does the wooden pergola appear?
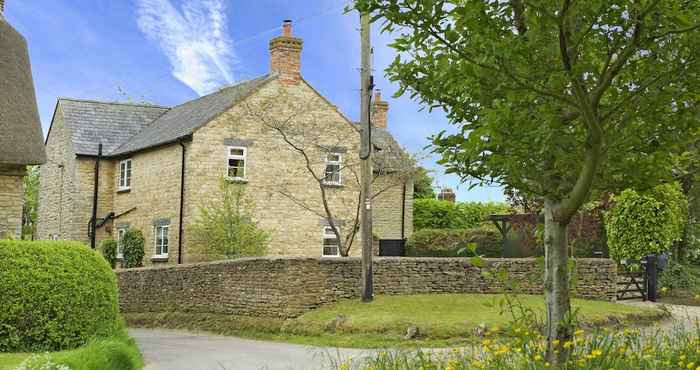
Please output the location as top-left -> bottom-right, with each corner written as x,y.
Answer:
487,213 -> 539,257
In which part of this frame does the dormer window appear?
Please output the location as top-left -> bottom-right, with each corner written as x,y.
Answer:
227,146 -> 247,181
118,159 -> 132,191
323,152 -> 342,185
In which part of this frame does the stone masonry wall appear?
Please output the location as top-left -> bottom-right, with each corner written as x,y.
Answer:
117,257 -> 617,318
0,167 -> 24,238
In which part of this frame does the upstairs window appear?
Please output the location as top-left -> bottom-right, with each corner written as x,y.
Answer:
227,147 -> 246,180
154,224 -> 169,258
118,159 -> 132,191
322,226 -> 340,257
323,152 -> 342,185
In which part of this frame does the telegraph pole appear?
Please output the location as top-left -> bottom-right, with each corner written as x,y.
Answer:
359,9 -> 374,302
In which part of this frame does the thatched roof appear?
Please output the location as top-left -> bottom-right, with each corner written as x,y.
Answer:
0,13 -> 46,165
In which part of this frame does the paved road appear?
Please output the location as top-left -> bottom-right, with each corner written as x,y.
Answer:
129,328 -> 369,370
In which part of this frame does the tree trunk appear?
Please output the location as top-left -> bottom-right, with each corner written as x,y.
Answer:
543,198 -> 572,365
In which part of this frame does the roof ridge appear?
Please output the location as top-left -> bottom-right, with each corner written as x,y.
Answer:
162,75 -> 269,111
58,97 -> 170,109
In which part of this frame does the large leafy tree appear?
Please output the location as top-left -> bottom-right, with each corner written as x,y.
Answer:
357,0 -> 699,362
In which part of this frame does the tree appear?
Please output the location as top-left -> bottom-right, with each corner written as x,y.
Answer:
189,179 -> 268,259
240,87 -> 415,256
357,0 -> 699,363
21,166 -> 39,240
413,166 -> 436,199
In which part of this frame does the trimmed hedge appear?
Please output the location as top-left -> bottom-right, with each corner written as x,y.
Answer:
413,199 -> 510,230
0,240 -> 120,351
406,227 -> 502,257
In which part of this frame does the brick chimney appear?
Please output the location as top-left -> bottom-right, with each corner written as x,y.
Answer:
438,188 -> 456,203
269,20 -> 303,85
371,90 -> 389,129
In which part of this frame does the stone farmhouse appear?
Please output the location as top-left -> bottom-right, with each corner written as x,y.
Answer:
0,1 -> 47,238
37,21 -> 413,264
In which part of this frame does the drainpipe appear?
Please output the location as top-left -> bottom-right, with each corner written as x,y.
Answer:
400,182 -> 406,240
178,140 -> 186,264
90,143 -> 102,249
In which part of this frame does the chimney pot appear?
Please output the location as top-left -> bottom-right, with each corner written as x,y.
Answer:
438,188 -> 456,203
371,89 -> 389,129
269,20 -> 303,85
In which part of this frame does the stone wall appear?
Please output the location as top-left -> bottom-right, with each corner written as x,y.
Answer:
117,257 -> 617,318
0,166 -> 24,238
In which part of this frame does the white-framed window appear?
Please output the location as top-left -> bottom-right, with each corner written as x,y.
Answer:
227,146 -> 247,180
323,152 -> 342,185
154,224 -> 169,258
118,159 -> 132,191
322,226 -> 340,257
116,227 -> 127,259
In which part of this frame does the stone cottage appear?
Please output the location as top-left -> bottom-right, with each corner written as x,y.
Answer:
0,1 -> 47,238
37,21 -> 413,264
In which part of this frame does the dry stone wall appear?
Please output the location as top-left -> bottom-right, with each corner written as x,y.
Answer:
117,257 -> 617,318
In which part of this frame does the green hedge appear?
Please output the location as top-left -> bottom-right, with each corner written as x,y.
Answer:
100,239 -> 118,269
413,199 -> 510,230
406,227 -> 502,257
122,229 -> 144,268
0,240 -> 120,351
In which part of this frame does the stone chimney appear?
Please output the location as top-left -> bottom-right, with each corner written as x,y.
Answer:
438,188 -> 456,203
269,20 -> 303,85
371,89 -> 389,129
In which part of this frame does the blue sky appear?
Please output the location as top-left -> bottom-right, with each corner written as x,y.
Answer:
7,0 -> 504,202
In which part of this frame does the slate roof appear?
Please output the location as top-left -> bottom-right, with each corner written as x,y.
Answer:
110,75 -> 272,156
57,99 -> 168,156
354,123 -> 412,172
0,13 -> 46,165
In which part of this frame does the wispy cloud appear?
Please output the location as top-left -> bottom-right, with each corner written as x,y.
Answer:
136,0 -> 236,95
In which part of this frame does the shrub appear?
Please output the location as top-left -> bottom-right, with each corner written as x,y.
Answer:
100,239 -> 118,268
413,199 -> 511,230
406,227 -> 502,257
605,183 -> 688,261
122,229 -> 145,268
0,240 -> 120,351
189,179 -> 268,259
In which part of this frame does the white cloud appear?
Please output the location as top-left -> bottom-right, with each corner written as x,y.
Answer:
136,0 -> 236,95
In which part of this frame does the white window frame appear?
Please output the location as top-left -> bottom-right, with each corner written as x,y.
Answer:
323,152 -> 342,185
116,227 -> 127,259
322,226 -> 341,257
154,224 -> 169,258
226,146 -> 247,181
118,159 -> 132,191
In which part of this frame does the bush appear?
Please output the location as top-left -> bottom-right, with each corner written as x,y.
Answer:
413,199 -> 510,230
0,240 -> 120,351
605,183 -> 688,261
122,229 -> 145,268
406,227 -> 502,257
100,239 -> 118,268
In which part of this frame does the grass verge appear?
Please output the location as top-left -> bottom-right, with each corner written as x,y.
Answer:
0,330 -> 142,370
124,293 -> 665,348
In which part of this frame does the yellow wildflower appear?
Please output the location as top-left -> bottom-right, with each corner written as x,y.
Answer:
574,329 -> 585,336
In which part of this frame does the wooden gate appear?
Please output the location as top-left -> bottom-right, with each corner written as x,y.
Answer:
617,259 -> 647,301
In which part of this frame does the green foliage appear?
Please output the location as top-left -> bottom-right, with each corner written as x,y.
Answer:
122,229 -> 145,268
100,239 -> 118,269
21,166 -> 39,240
413,199 -> 510,230
190,179 -> 268,259
13,330 -> 142,370
605,183 -> 689,261
0,240 -> 120,351
659,263 -> 700,292
406,227 -> 502,257
413,166 -> 436,199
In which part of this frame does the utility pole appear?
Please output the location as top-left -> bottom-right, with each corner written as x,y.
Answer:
359,9 -> 374,302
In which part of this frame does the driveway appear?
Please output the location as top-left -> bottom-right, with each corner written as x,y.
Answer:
129,328 -> 368,370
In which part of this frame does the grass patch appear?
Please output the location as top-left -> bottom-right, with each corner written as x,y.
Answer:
0,330 -> 142,370
125,294 -> 665,348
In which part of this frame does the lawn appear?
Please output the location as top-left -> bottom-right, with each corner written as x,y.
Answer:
0,331 -> 142,370
125,293 -> 665,348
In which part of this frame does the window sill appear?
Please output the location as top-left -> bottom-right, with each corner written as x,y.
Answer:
117,188 -> 131,194
322,183 -> 343,188
151,256 -> 169,263
225,177 -> 248,184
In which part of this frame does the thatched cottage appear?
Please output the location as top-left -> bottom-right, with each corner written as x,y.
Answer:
37,21 -> 413,264
0,1 -> 47,238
